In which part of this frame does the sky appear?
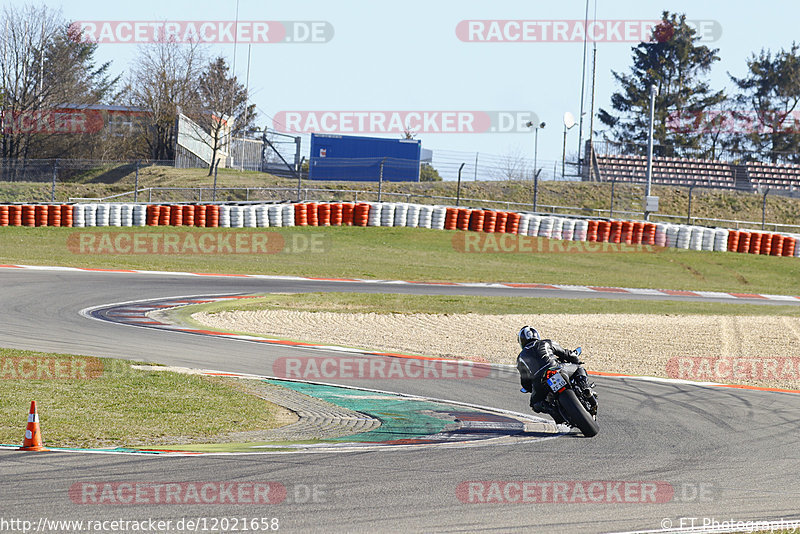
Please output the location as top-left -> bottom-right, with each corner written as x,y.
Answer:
4,0 -> 799,180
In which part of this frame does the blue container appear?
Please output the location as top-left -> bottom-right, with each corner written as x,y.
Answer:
309,133 -> 421,181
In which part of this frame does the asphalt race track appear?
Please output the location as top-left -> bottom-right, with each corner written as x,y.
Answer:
1,269 -> 799,533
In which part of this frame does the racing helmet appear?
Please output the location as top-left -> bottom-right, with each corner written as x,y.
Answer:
518,326 -> 540,349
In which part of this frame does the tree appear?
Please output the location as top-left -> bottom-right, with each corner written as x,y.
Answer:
597,11 -> 726,157
193,57 -> 256,175
419,163 -> 442,181
729,43 -> 800,163
492,146 -> 531,181
124,38 -> 205,161
0,4 -> 118,163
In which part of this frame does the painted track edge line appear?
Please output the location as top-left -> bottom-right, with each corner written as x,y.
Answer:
3,264 -> 799,303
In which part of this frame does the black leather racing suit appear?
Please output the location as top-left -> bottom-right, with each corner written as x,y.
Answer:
517,339 -> 586,417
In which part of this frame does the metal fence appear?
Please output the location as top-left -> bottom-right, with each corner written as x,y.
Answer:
0,158 -> 177,202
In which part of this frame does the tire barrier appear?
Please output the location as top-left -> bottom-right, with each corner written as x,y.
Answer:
493,211 -> 507,234
158,205 -> 171,227
443,207 -> 458,230
518,214 -> 531,236
417,205 -> 433,229
367,202 -> 382,227
748,232 -> 762,255
527,215 -> 541,236
218,205 -> 230,227
482,210 -> 497,233
195,205 -> 207,228
342,202 -> 355,226
146,205 -> 160,226
394,203 -> 409,227
47,205 -> 61,227
9,205 -> 22,227
294,202 -> 308,227
317,203 -> 331,227
243,205 -> 257,228
330,203 -> 343,226
782,237 -> 795,257
381,203 -> 396,227
353,203 -> 370,227
456,208 -> 470,231
3,201 -> 800,260
34,205 -> 47,227
306,202 -> 319,227
727,230 -> 740,252
431,206 -> 446,230
207,205 -> 220,228
561,218 -> 575,241
574,220 -> 588,241
587,220 -> 599,242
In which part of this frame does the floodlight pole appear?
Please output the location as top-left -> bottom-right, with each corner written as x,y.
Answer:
526,121 -> 546,209
644,85 -> 657,221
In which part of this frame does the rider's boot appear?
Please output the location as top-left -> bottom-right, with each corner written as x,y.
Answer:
534,400 -> 567,425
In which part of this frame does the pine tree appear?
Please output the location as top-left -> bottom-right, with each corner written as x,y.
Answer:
597,11 -> 726,158
729,43 -> 800,163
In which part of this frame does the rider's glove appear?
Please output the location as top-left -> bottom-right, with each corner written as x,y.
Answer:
520,387 -> 530,393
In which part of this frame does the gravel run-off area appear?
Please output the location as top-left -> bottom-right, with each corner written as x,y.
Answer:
194,310 -> 800,391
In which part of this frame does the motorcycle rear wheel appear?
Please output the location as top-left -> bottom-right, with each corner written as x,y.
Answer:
559,389 -> 599,437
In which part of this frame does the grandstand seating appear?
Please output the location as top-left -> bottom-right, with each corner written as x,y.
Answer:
596,153 -> 800,193
595,154 -> 735,188
746,161 -> 800,192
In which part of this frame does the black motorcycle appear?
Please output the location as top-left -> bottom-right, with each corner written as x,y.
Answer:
539,348 -> 599,437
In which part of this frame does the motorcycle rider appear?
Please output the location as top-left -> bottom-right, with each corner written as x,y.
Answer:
516,326 -> 591,423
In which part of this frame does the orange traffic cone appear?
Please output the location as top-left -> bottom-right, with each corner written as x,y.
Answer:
18,401 -> 47,451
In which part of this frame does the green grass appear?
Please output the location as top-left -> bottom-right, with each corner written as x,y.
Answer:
0,349 -> 287,448
1,226 -> 800,294
173,292 -> 800,319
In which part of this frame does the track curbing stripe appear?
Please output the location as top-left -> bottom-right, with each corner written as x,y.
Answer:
2,264 -> 799,303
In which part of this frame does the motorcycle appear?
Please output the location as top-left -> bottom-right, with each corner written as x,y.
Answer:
539,347 -> 599,437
